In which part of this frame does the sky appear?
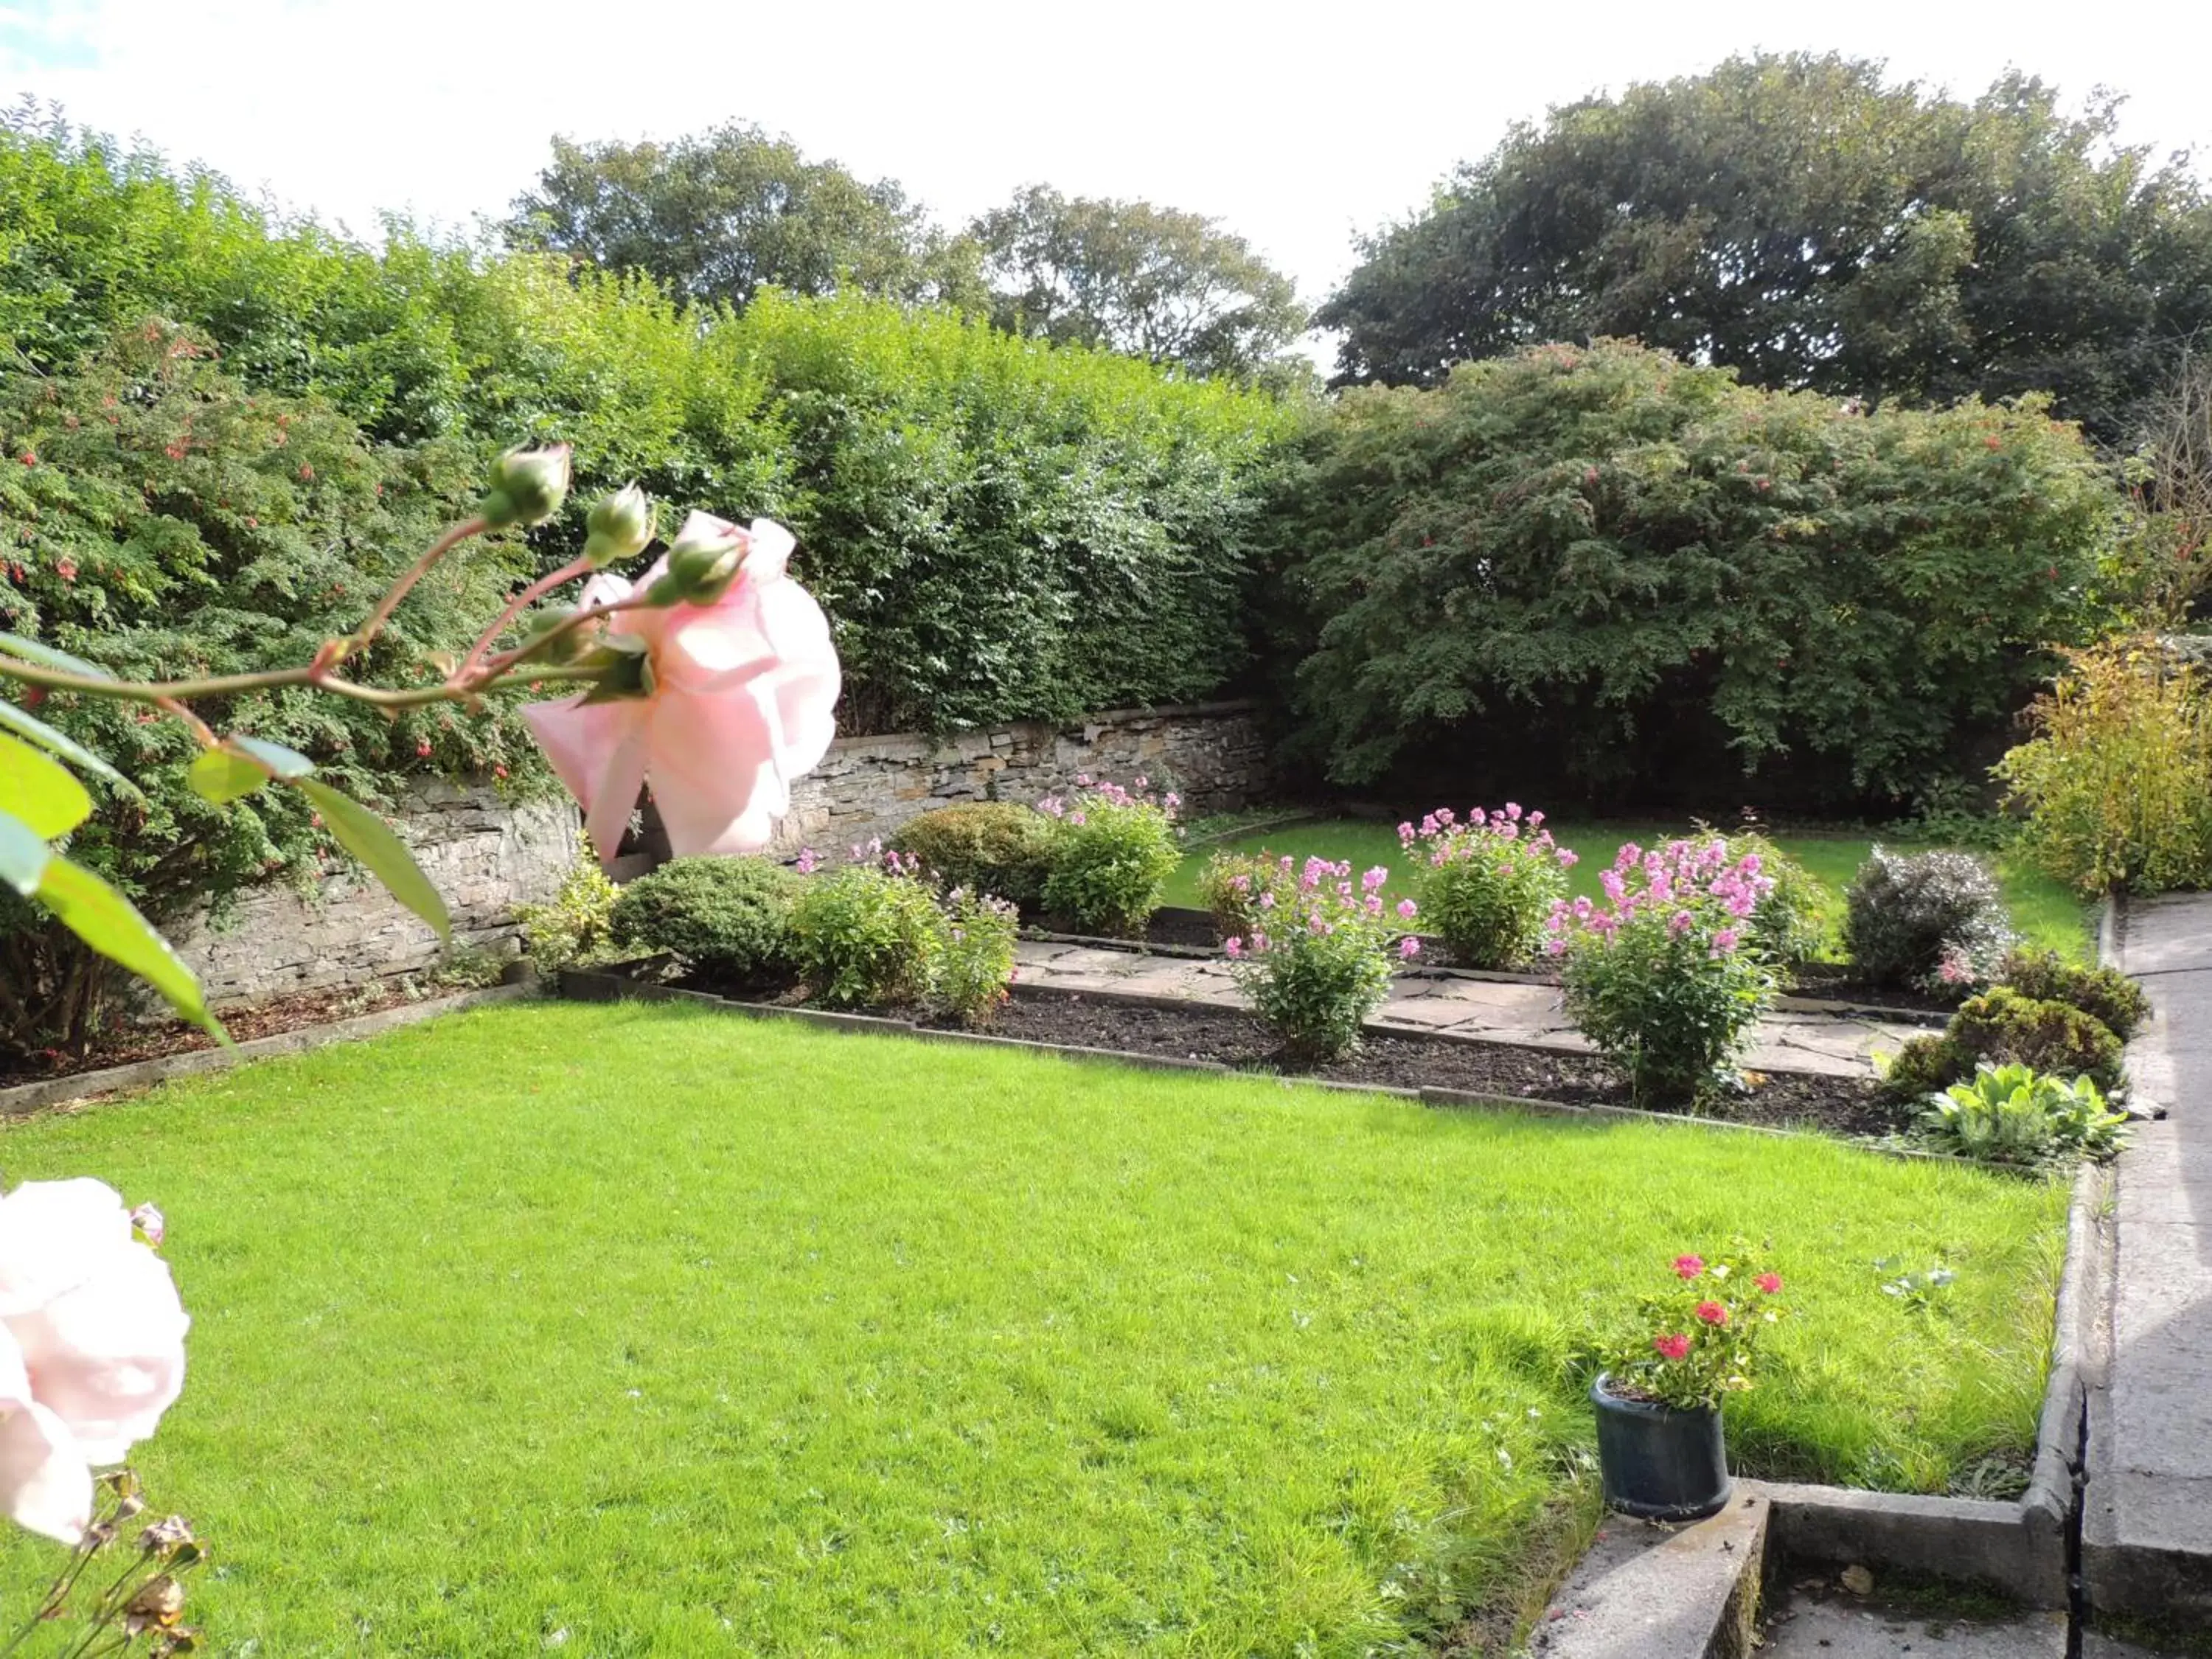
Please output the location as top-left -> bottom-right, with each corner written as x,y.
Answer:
4,0 -> 2211,320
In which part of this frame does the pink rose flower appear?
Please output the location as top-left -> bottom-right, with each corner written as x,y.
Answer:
0,1179 -> 189,1545
1672,1253 -> 1704,1280
1652,1333 -> 1691,1362
1694,1300 -> 1729,1326
522,515 -> 841,866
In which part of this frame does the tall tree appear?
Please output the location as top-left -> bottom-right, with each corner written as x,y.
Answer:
1319,55 -> 2212,442
504,123 -> 967,310
971,185 -> 1306,380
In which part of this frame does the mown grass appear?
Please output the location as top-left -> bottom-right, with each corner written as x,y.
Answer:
0,1002 -> 2067,1656
1170,817 -> 2093,960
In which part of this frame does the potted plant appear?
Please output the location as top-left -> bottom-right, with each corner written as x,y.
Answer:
1590,1240 -> 1786,1520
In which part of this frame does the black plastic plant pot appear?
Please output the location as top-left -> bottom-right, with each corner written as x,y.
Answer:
1590,1372 -> 1731,1521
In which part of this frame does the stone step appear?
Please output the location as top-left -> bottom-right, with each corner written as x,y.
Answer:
1525,1492 -> 1769,1658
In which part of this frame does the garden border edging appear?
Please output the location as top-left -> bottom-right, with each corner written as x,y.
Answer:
0,984 -> 538,1118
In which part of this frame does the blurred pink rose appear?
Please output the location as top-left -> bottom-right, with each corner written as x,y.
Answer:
523,515 -> 841,864
0,1178 -> 189,1545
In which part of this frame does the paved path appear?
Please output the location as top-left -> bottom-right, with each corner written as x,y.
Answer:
1762,1593 -> 2067,1657
1013,942 -> 1930,1079
2084,894 -> 2212,1624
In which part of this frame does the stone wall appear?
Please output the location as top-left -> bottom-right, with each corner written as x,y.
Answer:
170,779 -> 580,1004
760,700 -> 1274,858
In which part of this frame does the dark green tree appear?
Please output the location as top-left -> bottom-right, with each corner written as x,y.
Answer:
1319,55 -> 2212,443
504,123 -> 970,310
971,184 -> 1307,380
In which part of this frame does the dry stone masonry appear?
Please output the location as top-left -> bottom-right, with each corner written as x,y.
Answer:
169,779 -> 579,1003
760,700 -> 1274,858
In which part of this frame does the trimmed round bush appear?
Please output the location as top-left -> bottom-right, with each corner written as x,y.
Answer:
608,857 -> 799,980
1843,848 -> 2014,991
888,803 -> 1062,908
1879,1034 -> 1972,1103
1040,788 -> 1182,936
1950,987 -> 2125,1089
1997,947 -> 2149,1043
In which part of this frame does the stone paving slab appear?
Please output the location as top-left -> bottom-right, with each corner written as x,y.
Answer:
1012,942 -> 1927,1079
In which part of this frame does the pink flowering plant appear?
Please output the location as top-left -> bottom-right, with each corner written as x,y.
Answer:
1224,857 -> 1422,1061
787,842 -> 1020,1024
1037,776 -> 1182,937
1601,1239 -> 1787,1412
1549,838 -> 1778,1107
1398,804 -> 1579,968
1197,848 -> 1284,942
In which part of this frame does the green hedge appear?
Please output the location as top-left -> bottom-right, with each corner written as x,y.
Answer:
0,117 -> 1291,739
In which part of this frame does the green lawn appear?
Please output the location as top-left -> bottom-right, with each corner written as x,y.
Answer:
0,1003 -> 2066,1656
1170,817 -> 2093,960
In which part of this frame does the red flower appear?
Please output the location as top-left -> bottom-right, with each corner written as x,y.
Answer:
1672,1254 -> 1704,1280
17,451 -> 34,467
1694,1300 -> 1728,1326
1755,1273 -> 1782,1295
1652,1333 -> 1691,1361
415,740 -> 432,758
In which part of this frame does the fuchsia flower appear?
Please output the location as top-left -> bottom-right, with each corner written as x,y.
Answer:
1673,1253 -> 1705,1279
1694,1300 -> 1729,1326
1652,1333 -> 1691,1361
522,515 -> 841,866
0,1180 -> 189,1545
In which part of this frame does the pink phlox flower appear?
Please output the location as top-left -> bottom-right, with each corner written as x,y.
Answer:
1557,847 -> 1579,867
1258,891 -> 1276,910
1164,792 -> 1180,810
1504,802 -> 1521,819
1396,898 -> 1418,920
1399,936 -> 1422,959
1362,866 -> 1388,893
1069,810 -> 1087,826
794,847 -> 820,874
1668,908 -> 1694,938
1544,936 -> 1568,956
1711,928 -> 1741,956
1230,874 -> 1251,892
1225,937 -> 1244,959
1600,869 -> 1626,902
1615,843 -> 1642,870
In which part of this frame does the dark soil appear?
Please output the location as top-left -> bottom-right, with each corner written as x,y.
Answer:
0,981 -> 456,1088
1789,963 -> 1964,1016
951,991 -> 1905,1138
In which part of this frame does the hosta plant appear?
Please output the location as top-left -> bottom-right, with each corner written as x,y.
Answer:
1916,1063 -> 2128,1167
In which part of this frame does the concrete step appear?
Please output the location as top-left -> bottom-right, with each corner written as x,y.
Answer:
1526,1492 -> 1768,1658
1760,1586 -> 2067,1656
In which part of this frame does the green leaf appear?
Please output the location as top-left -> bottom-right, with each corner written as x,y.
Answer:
0,732 -> 91,835
33,853 -> 228,1044
0,698 -> 133,790
229,736 -> 315,779
187,747 -> 270,805
0,632 -> 114,680
296,777 -> 451,940
0,809 -> 52,898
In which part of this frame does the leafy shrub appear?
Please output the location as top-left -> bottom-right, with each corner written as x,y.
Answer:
1917,1064 -> 2128,1167
1599,1239 -> 1787,1412
1725,832 -> 1835,967
1283,339 -> 2115,802
1998,947 -> 2149,1043
513,841 -> 622,972
1224,858 -> 1418,1061
608,856 -> 799,981
1879,1034 -> 1972,1102
787,857 -> 946,1007
1843,848 -> 2014,992
1199,849 -> 1287,942
886,802 -> 1062,908
1949,987 -> 2125,1090
0,118 -> 1293,745
1398,804 -> 1576,968
1038,779 -> 1182,936
1551,839 -> 1778,1107
938,888 -> 1020,1028
1996,639 -> 2212,895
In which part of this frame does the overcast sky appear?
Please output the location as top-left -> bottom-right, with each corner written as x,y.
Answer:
5,0 -> 2211,315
